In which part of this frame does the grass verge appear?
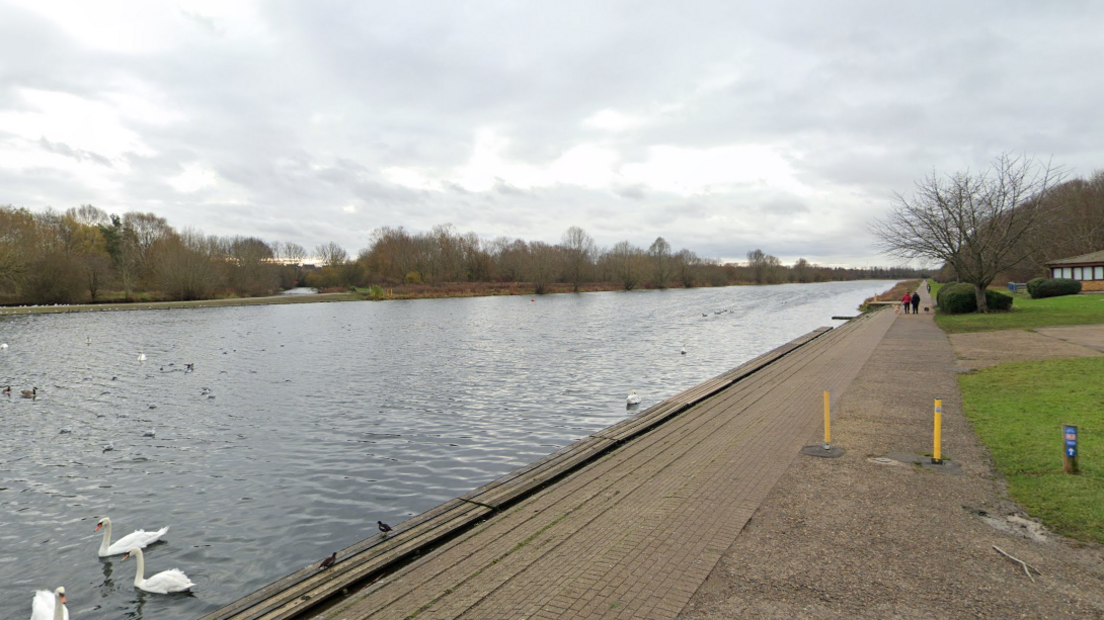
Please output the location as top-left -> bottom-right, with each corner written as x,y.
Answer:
959,357 -> 1104,543
935,288 -> 1104,333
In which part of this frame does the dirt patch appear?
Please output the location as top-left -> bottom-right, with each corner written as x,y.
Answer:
949,329 -> 1102,370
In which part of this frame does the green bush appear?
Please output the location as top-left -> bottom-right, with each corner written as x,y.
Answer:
1029,278 -> 1082,299
937,282 -> 1014,314
936,282 -> 961,308
1026,277 -> 1048,298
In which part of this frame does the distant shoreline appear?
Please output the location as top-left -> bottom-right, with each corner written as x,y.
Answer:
0,279 -> 905,316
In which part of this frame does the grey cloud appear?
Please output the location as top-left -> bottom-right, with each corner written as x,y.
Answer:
38,137 -> 113,167
3,0 -> 1104,266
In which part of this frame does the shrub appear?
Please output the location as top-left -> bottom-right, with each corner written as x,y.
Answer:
1029,278 -> 1082,299
936,282 -> 961,308
1026,277 -> 1048,297
937,282 -> 1013,314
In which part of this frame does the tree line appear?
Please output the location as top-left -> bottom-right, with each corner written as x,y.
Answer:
0,206 -> 923,306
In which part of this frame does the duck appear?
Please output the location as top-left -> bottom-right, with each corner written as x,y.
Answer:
378,520 -> 393,534
318,552 -> 337,570
626,391 -> 641,407
30,586 -> 68,620
680,346 -> 687,355
2,385 -> 10,395
95,517 -> 170,557
122,546 -> 195,593
0,343 -> 8,349
21,387 -> 37,399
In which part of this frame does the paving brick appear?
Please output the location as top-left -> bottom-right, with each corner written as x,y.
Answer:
327,310 -> 896,620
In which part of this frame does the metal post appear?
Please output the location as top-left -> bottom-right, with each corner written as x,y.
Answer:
1064,425 -> 1079,474
823,391 -> 830,449
932,399 -> 943,464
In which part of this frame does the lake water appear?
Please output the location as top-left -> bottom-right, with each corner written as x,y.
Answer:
0,281 -> 891,620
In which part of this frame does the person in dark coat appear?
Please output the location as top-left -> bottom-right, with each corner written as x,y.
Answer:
911,291 -> 921,314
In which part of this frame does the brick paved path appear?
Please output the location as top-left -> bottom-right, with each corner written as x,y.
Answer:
329,309 -> 897,620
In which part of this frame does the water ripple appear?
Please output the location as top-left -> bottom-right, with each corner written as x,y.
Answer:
0,281 -> 890,619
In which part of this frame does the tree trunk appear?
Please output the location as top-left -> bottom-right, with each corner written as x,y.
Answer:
975,285 -> 989,313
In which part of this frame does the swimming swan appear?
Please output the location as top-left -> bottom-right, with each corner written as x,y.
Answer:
122,547 -> 195,593
30,587 -> 68,620
626,391 -> 641,407
137,352 -> 146,362
95,517 -> 169,557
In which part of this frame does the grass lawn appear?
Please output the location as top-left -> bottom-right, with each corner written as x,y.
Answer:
959,357 -> 1104,543
933,281 -> 1104,334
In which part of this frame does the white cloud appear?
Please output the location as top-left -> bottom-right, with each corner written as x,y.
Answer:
168,163 -> 217,192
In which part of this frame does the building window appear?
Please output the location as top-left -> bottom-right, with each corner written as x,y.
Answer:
1095,266 -> 1104,280
1074,267 -> 1083,280
1064,267 -> 1073,279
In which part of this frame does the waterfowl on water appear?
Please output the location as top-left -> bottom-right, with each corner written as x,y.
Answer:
2,385 -> 10,395
0,343 -> 8,349
30,586 -> 68,620
137,352 -> 146,362
96,517 -> 169,557
681,346 -> 687,355
121,546 -> 194,593
626,391 -> 641,407
21,387 -> 37,399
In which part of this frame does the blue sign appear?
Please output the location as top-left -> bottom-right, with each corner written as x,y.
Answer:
1064,425 -> 1078,458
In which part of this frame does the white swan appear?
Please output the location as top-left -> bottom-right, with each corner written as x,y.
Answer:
137,352 -> 146,362
122,547 -> 195,593
95,517 -> 169,557
626,390 -> 641,407
30,587 -> 68,620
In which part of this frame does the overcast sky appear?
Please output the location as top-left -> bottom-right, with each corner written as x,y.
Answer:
2,1 -> 1102,266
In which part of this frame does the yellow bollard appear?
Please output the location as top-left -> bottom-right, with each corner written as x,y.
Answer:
823,391 -> 831,449
932,399 -> 943,464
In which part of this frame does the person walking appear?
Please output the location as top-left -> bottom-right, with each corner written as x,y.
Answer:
902,292 -> 912,314
911,291 -> 921,314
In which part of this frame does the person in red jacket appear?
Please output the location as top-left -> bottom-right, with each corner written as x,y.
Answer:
902,292 -> 912,314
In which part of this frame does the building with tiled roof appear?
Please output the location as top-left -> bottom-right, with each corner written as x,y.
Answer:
1046,250 -> 1104,291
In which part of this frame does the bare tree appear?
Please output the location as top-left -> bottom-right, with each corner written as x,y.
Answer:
648,237 -> 672,289
672,248 -> 701,288
871,153 -> 1065,312
526,241 -> 559,294
315,241 -> 349,267
560,226 -> 596,292
607,240 -> 646,290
